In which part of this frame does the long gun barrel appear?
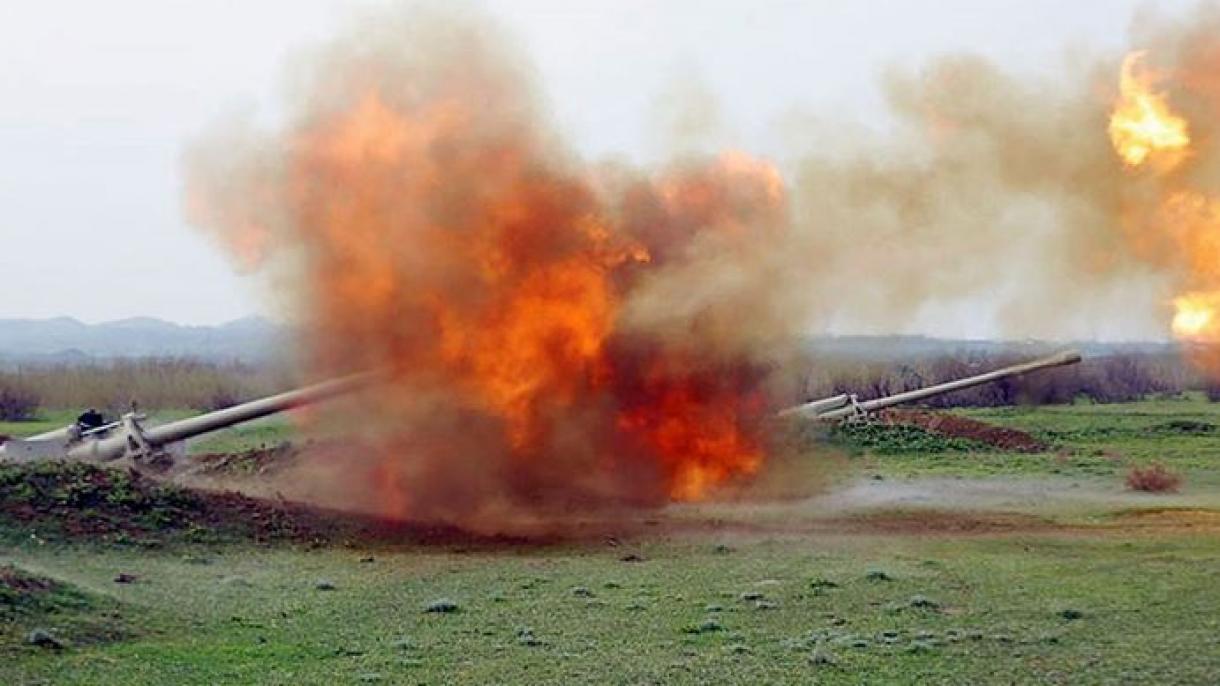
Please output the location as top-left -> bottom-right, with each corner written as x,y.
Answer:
780,350 -> 1082,421
64,372 -> 375,463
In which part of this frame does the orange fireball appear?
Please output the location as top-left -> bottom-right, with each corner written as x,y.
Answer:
1109,51 -> 1189,169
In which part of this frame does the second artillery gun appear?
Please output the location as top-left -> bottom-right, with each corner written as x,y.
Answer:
778,350 -> 1082,421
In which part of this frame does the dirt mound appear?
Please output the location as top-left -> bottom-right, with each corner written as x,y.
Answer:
191,442 -> 301,478
0,566 -> 55,596
877,409 -> 1048,453
1,563 -> 132,651
0,461 -> 592,548
0,460 -> 350,544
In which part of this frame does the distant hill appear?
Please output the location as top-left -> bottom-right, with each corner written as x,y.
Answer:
0,316 -> 286,365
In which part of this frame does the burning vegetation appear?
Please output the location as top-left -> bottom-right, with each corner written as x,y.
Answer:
185,4 -> 1220,529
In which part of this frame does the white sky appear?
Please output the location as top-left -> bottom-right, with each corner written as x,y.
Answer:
0,0 -> 1196,330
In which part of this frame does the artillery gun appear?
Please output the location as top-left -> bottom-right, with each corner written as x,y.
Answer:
0,373 -> 371,469
778,350 -> 1082,421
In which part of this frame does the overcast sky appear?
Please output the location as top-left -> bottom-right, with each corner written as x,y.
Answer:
0,0 -> 1197,328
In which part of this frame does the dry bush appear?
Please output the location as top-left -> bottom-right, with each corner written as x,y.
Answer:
1206,383 -> 1220,402
0,379 -> 41,420
1125,463 -> 1182,493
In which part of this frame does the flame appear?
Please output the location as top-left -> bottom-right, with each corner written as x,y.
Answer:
1172,293 -> 1220,340
1106,51 -> 1220,356
1108,51 -> 1190,168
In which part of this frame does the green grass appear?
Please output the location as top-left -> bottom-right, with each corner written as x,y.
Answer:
814,395 -> 1220,486
2,533 -> 1217,684
1,563 -> 129,654
3,397 -> 1220,683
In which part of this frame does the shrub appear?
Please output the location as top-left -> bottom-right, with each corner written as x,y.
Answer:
0,382 -> 40,421
1125,463 -> 1182,493
1206,383 -> 1220,402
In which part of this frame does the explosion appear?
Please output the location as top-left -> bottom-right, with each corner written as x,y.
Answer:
1106,45 -> 1220,348
185,10 -> 786,528
1109,51 -> 1190,169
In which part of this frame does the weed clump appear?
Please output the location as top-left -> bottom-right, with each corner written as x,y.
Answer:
809,578 -> 839,591
424,598 -> 459,614
865,568 -> 893,582
1125,463 -> 1182,493
684,618 -> 723,634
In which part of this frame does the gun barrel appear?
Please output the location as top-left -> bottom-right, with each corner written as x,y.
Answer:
789,350 -> 1082,421
65,372 -> 374,461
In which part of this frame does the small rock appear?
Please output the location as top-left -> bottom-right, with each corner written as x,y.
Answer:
713,544 -> 734,554
515,626 -> 543,646
358,673 -> 383,683
685,618 -> 723,634
909,595 -> 939,609
865,569 -> 892,582
809,648 -> 837,666
571,586 -> 594,598
991,634 -> 1014,644
829,617 -> 847,627
727,643 -> 751,655
315,579 -> 336,591
114,573 -> 139,584
754,600 -> 779,611
906,640 -> 936,654
603,581 -> 622,589
705,604 -> 723,612
739,591 -> 765,601
809,578 -> 839,591
425,598 -> 459,613
359,556 -> 375,564
850,639 -> 870,649
390,638 -> 414,650
1060,608 -> 1084,620
620,553 -> 645,563
966,630 -> 985,641
26,629 -> 62,649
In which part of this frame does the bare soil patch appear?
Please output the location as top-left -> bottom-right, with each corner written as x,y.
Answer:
878,409 -> 1047,452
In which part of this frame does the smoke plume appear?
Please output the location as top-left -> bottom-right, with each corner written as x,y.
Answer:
186,4 -> 1220,527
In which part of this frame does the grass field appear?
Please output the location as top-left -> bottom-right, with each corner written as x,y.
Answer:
3,398 -> 1220,684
